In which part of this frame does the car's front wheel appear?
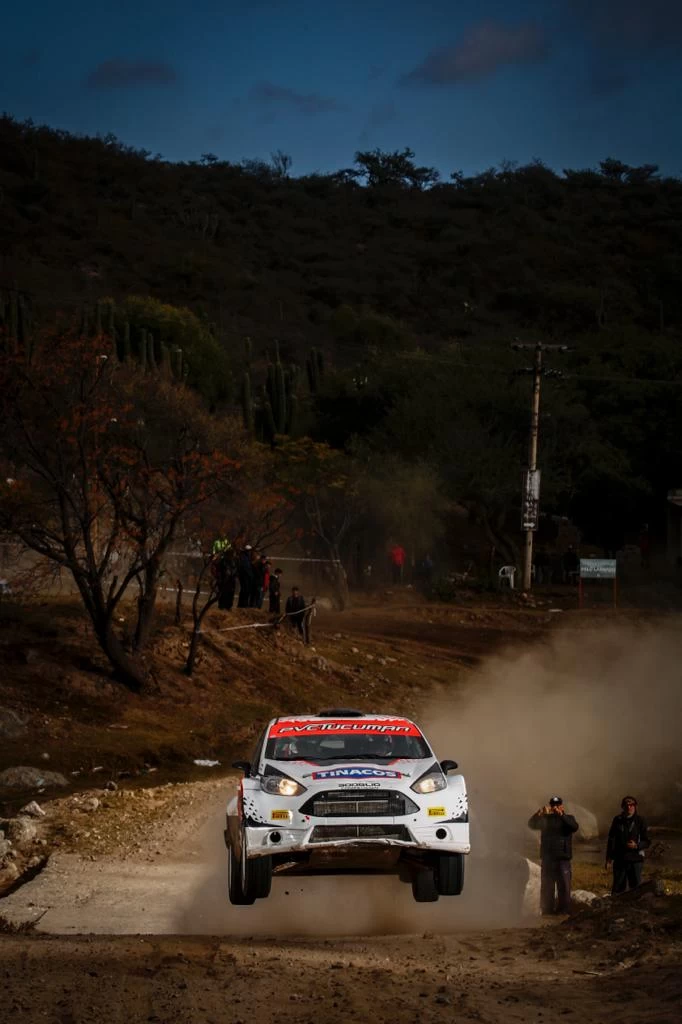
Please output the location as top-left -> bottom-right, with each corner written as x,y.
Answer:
228,842 -> 255,905
228,828 -> 273,905
435,852 -> 465,896
412,867 -> 439,902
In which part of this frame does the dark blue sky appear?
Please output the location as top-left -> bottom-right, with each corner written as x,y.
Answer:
3,0 -> 682,177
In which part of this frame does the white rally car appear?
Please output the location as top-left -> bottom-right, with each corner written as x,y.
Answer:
225,709 -> 469,905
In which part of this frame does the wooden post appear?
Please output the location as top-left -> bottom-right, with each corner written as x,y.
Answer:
175,579 -> 183,626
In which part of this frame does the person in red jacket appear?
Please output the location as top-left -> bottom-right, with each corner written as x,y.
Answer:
389,543 -> 406,585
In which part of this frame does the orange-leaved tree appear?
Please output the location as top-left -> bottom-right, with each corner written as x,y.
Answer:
0,324 -> 239,690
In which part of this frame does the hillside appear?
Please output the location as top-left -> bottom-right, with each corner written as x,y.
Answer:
2,116 -> 682,362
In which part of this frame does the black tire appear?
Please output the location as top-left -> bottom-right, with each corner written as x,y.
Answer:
436,853 -> 465,896
228,843 -> 255,905
245,854 -> 272,900
412,867 -> 439,903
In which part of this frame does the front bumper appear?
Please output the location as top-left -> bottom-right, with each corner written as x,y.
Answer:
239,820 -> 470,859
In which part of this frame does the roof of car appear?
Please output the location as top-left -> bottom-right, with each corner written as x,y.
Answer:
270,711 -> 420,725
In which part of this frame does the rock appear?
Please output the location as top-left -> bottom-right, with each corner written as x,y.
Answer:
572,890 -> 598,907
311,656 -> 331,673
19,801 -> 45,818
0,861 -> 20,883
81,797 -> 100,813
350,647 -> 359,654
0,838 -> 11,860
104,780 -> 119,792
7,818 -> 38,846
0,766 -> 69,790
0,708 -> 28,739
522,858 -> 542,915
40,752 -> 50,761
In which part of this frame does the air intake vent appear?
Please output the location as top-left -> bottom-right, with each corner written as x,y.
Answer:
300,789 -> 418,818
310,825 -> 410,843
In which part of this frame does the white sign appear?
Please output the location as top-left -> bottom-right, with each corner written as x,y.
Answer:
579,559 -> 616,579
521,469 -> 541,531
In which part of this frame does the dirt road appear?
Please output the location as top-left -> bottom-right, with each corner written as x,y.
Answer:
2,775 -> 682,1024
2,604 -> 682,1022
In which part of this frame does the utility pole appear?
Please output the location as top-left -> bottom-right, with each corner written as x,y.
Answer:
512,342 -> 569,591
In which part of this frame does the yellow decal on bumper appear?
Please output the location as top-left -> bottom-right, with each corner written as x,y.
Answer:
271,809 -> 291,821
428,807 -> 446,817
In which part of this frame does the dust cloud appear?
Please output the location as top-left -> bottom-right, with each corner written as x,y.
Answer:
178,622 -> 682,936
425,621 -> 682,828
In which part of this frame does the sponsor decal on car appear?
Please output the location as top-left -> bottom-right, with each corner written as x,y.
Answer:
312,767 -> 403,780
337,781 -> 382,788
269,718 -> 422,738
271,809 -> 291,821
428,807 -> 446,816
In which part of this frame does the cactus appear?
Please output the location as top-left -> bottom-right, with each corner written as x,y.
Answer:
7,293 -> 19,355
122,321 -> 131,362
241,371 -> 253,434
244,336 -> 252,368
172,345 -> 183,379
261,385 -> 277,443
287,392 -> 298,437
147,332 -> 157,372
160,341 -> 171,377
106,301 -> 116,342
275,358 -> 287,434
139,329 -> 148,371
306,348 -> 319,393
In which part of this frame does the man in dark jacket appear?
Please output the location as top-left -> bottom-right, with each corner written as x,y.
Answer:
269,568 -> 283,614
606,796 -> 650,893
237,545 -> 253,608
528,796 -> 579,914
285,586 -> 307,640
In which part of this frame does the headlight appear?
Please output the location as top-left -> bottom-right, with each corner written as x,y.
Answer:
411,768 -> 447,795
261,776 -> 307,797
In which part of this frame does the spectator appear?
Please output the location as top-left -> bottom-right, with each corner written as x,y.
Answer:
237,544 -> 253,608
533,547 -> 550,585
269,567 -> 283,614
528,796 -> 579,914
389,543 -> 406,585
249,549 -> 263,607
285,586 -> 307,640
606,796 -> 650,894
562,545 -> 579,584
213,543 -> 237,611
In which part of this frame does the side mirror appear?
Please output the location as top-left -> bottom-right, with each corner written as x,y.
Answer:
232,760 -> 252,775
440,759 -> 458,773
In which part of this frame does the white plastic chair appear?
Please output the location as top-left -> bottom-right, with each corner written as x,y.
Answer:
498,565 -> 516,590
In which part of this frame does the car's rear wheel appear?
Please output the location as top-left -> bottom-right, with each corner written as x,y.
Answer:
435,853 -> 465,896
412,867 -> 439,902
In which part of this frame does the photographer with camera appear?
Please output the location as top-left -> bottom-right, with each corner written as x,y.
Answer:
528,796 -> 580,915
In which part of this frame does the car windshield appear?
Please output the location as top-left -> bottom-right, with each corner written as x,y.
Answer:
265,726 -> 430,763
